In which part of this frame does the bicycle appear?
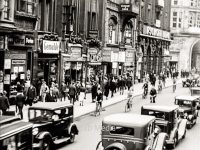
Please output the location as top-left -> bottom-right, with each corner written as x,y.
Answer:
125,97 -> 133,112
158,83 -> 162,93
150,95 -> 156,103
95,100 -> 102,116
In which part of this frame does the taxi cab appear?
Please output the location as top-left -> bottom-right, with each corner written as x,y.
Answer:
175,95 -> 200,129
0,115 -> 33,150
96,113 -> 168,150
141,104 -> 187,148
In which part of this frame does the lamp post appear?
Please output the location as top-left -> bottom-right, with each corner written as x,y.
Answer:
83,42 -> 88,99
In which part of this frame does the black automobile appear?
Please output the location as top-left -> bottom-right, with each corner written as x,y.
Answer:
175,95 -> 200,129
28,102 -> 78,149
182,78 -> 193,87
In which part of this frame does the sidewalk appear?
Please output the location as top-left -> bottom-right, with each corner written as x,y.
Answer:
9,78 -> 182,121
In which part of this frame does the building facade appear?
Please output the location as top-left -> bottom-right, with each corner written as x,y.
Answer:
138,0 -> 172,81
170,0 -> 200,73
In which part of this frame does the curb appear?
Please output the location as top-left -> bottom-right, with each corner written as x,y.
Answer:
74,81 -> 182,121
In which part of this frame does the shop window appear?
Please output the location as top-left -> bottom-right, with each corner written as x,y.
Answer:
124,21 -> 132,45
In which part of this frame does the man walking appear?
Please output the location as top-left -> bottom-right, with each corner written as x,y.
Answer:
150,85 -> 157,103
0,91 -> 10,115
69,82 -> 76,104
26,83 -> 37,106
16,90 -> 26,119
40,81 -> 49,102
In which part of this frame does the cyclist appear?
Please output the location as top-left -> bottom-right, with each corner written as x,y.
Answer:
173,78 -> 176,92
125,86 -> 134,112
150,85 -> 157,103
96,88 -> 103,114
142,81 -> 148,98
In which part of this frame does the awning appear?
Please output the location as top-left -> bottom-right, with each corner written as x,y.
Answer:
140,34 -> 172,42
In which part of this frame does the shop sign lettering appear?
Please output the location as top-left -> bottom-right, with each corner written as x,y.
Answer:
12,60 -> 26,65
120,4 -> 131,11
8,35 -> 25,46
25,36 -> 34,45
43,40 -> 60,54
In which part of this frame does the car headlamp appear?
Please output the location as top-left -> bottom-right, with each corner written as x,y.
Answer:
32,128 -> 39,136
188,115 -> 193,120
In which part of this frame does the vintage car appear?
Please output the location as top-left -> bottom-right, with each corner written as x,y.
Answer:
175,95 -> 200,129
182,78 -> 193,87
0,115 -> 33,150
28,102 -> 78,149
96,113 -> 168,150
141,104 -> 187,148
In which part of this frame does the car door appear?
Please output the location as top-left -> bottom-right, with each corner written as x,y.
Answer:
146,122 -> 155,148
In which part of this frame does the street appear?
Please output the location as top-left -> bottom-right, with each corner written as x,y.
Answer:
57,84 -> 200,150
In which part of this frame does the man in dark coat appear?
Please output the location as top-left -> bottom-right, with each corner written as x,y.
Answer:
16,91 -> 26,119
126,77 -> 132,90
104,82 -> 110,100
0,91 -> 10,115
91,82 -> 97,102
68,82 -> 76,104
26,83 -> 37,106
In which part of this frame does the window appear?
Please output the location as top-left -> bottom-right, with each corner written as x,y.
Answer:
172,12 -> 177,28
110,126 -> 134,136
124,22 -> 132,44
4,0 -> 9,19
17,0 -> 36,15
191,0 -> 197,7
174,0 -> 178,5
188,12 -> 195,27
108,18 -> 117,44
178,12 -> 182,28
197,14 -> 200,27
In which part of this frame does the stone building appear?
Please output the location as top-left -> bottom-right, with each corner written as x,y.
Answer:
170,0 -> 200,73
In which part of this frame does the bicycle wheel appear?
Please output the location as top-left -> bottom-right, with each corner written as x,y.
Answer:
125,102 -> 130,112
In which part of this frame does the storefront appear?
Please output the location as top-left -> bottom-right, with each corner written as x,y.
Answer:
139,25 -> 171,80
61,43 -> 84,85
102,48 -> 112,75
4,34 -> 34,95
36,40 -> 60,86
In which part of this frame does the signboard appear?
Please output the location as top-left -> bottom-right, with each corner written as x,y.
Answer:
4,59 -> 11,69
4,74 -> 10,84
25,36 -> 34,45
8,35 -> 25,46
118,51 -> 125,62
126,49 -> 135,63
10,53 -> 26,59
12,60 -> 26,65
120,4 -> 131,11
88,30 -> 98,39
102,48 -> 111,62
71,47 -> 82,58
43,40 -> 60,54
111,51 -> 119,62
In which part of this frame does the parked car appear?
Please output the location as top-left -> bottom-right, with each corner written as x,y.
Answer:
0,115 -> 33,150
141,104 -> 187,148
175,95 -> 200,129
28,102 -> 78,150
96,113 -> 168,150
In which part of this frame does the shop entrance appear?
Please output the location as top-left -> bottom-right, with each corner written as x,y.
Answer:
191,40 -> 200,73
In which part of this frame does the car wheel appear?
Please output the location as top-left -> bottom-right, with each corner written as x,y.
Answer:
69,132 -> 75,143
187,123 -> 192,129
40,138 -> 52,150
172,134 -> 178,149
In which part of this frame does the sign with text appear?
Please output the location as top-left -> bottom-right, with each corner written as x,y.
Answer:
120,4 -> 131,11
88,30 -> 98,39
102,48 -> 111,62
12,60 -> 26,65
111,51 -> 119,62
8,35 -> 25,46
43,40 -> 60,54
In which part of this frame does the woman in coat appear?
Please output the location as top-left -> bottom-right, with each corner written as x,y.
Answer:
104,81 -> 110,100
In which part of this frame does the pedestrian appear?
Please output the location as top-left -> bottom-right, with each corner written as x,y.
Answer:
39,81 -> 49,102
0,91 -> 10,115
110,79 -> 116,97
104,81 -> 110,100
173,78 -> 176,92
75,81 -> 81,102
16,81 -> 24,92
16,90 -> 26,119
79,87 -> 86,106
96,87 -> 103,110
150,85 -> 157,103
126,76 -> 132,91
50,83 -> 59,102
91,82 -> 97,102
68,82 -> 76,104
61,81 -> 68,101
26,83 -> 37,106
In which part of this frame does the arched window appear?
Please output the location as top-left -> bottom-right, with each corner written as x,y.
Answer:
124,21 -> 133,44
108,17 -> 117,44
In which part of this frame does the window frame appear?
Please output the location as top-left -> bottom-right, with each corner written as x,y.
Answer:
3,0 -> 10,20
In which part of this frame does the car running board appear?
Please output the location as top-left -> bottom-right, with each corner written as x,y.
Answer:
54,137 -> 70,144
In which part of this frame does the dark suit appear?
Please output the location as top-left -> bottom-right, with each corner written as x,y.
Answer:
0,96 -> 10,115
16,93 -> 25,119
26,86 -> 37,106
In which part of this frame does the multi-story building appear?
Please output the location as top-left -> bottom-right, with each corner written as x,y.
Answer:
170,0 -> 200,73
138,0 -> 172,81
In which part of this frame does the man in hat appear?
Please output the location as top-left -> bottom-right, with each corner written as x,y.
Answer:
0,91 -> 10,115
16,90 -> 26,119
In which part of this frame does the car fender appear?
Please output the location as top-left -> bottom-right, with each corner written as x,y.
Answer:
153,132 -> 168,150
178,119 -> 187,138
36,131 -> 52,140
169,127 -> 178,141
68,123 -> 79,135
105,143 -> 127,150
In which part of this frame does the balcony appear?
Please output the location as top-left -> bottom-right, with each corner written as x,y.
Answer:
119,3 -> 139,15
156,0 -> 164,8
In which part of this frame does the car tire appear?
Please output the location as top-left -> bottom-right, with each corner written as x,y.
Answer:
172,134 -> 178,149
40,138 -> 52,150
187,123 -> 192,129
69,132 -> 75,143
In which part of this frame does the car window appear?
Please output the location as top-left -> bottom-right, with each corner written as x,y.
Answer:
176,100 -> 191,107
29,109 -> 54,121
110,126 -> 134,136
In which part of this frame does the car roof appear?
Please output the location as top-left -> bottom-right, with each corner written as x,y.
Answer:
29,102 -> 73,110
142,104 -> 179,112
175,95 -> 198,101
103,113 -> 155,128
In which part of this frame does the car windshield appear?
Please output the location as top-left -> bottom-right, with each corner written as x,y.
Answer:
29,109 -> 55,122
142,110 -> 169,120
176,100 -> 192,107
110,126 -> 134,136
